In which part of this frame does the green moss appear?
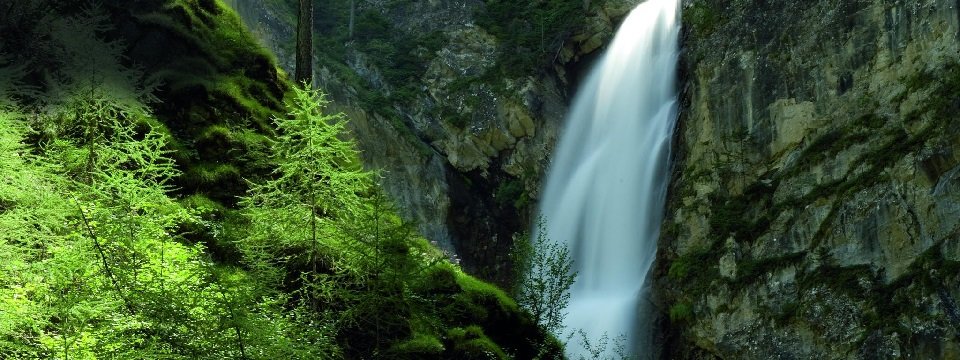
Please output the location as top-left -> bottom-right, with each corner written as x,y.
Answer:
446,326 -> 509,360
179,194 -> 226,215
667,256 -> 694,281
667,245 -> 719,282
182,163 -> 245,204
186,162 -> 240,184
390,333 -> 445,356
669,301 -> 693,323
408,263 -> 561,358
454,269 -> 519,313
88,0 -> 292,207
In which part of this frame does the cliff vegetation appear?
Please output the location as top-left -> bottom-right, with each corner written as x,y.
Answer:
0,1 -> 562,358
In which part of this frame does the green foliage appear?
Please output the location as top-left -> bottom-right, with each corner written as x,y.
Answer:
571,330 -> 636,360
0,3 -> 563,359
0,110 -> 71,358
494,177 -> 530,210
0,57 -> 32,109
512,216 -> 577,336
475,0 -> 584,77
0,12 -> 336,356
683,1 -> 720,37
235,85 -> 559,358
238,85 -> 371,286
0,87 -> 239,358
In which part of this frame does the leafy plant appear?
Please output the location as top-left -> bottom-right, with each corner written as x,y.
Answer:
512,216 -> 577,335
571,330 -> 638,360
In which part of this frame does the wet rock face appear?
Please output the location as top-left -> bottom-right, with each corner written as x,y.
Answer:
658,0 -> 960,357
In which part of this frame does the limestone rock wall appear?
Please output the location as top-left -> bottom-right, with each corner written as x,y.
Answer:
657,0 -> 960,358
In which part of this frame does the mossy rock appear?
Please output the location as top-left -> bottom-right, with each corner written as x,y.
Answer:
389,333 -> 446,358
98,0 -> 290,204
444,326 -> 510,360
412,263 -> 564,359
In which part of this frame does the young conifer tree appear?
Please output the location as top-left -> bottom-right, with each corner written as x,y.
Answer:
240,86 -> 370,278
238,85 -> 377,358
238,85 -> 436,358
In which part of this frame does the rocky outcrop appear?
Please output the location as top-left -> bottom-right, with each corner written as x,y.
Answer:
227,0 -> 641,283
657,0 -> 960,358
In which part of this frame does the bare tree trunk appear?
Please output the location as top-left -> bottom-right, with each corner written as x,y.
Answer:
348,0 -> 355,39
295,0 -> 313,86
583,0 -> 590,11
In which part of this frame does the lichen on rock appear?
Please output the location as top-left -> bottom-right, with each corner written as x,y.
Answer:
658,0 -> 960,358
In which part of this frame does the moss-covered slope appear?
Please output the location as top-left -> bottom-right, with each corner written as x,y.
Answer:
2,0 -> 289,204
0,0 -> 561,358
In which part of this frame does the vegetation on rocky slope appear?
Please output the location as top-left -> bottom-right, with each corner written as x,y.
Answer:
0,1 -> 562,358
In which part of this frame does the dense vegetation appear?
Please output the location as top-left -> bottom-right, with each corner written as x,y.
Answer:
0,1 -> 562,358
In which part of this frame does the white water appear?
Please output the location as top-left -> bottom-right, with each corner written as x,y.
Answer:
534,0 -> 679,357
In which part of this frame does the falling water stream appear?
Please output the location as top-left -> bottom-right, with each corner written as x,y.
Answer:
535,0 -> 679,357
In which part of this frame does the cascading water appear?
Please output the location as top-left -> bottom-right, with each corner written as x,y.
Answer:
534,0 -> 679,357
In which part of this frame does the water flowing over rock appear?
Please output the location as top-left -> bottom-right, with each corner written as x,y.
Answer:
536,0 -> 680,357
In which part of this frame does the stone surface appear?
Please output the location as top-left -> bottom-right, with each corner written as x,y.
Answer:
657,0 -> 960,358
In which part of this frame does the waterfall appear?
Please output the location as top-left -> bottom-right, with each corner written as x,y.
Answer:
534,0 -> 679,357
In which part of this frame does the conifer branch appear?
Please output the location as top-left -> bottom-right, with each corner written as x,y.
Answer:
75,200 -> 136,316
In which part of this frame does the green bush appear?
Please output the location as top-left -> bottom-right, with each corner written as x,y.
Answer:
511,216 -> 577,335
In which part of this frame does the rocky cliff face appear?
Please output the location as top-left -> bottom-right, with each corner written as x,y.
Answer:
657,0 -> 960,358
227,0 -> 640,283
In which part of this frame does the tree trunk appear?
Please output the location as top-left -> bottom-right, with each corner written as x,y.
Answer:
348,0 -> 355,39
295,0 -> 313,86
583,0 -> 590,11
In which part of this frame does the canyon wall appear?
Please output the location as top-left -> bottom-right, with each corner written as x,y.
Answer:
657,0 -> 960,358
